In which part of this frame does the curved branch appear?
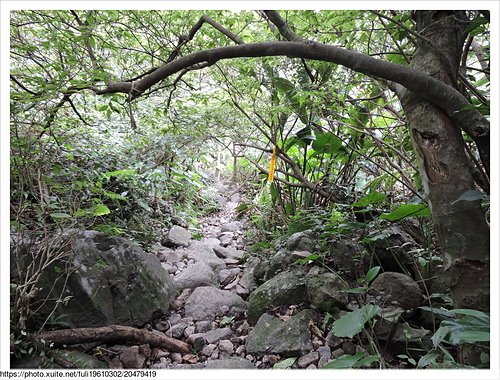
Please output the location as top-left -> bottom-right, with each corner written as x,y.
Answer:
84,42 -> 488,163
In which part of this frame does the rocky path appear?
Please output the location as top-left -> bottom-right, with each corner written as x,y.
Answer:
139,184 -> 259,369
99,183 -> 428,370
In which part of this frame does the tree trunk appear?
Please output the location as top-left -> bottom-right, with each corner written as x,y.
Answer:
397,11 -> 489,312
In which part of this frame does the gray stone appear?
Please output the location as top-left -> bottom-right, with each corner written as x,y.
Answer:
331,348 -> 345,359
236,320 -> 250,335
306,364 -> 317,369
22,230 -> 178,328
262,249 -> 294,281
171,353 -> 182,364
325,331 -> 342,349
220,221 -> 242,232
168,313 -> 182,325
305,267 -> 349,311
369,272 -> 423,312
246,309 -> 314,356
247,268 -> 308,324
161,263 -> 177,274
184,325 -> 196,338
120,346 -> 146,369
166,322 -> 187,339
162,225 -> 191,248
317,345 -> 331,368
374,321 -> 432,358
239,257 -> 260,291
218,269 -> 233,284
203,327 -> 234,344
174,262 -> 217,290
218,340 -> 234,354
195,320 -> 212,333
235,345 -> 246,356
213,245 -> 245,261
219,233 -> 234,246
297,351 -> 319,368
202,344 -> 217,356
186,246 -> 225,270
160,248 -> 185,264
286,230 -> 316,252
184,287 -> 247,321
205,357 -> 255,369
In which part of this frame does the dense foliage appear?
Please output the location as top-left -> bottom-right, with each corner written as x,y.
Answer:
9,9 -> 490,370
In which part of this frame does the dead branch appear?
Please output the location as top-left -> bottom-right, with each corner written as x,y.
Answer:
35,325 -> 191,353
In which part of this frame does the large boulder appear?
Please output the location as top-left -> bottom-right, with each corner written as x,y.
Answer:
286,230 -> 317,252
247,268 -> 308,324
369,272 -> 423,312
184,287 -> 247,321
246,309 -> 314,356
23,230 -> 178,328
205,357 -> 255,369
305,267 -> 349,312
362,226 -> 414,273
161,225 -> 191,248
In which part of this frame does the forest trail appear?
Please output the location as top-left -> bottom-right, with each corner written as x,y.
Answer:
145,182 -> 261,369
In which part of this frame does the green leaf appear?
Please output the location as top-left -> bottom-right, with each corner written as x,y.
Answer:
293,254 -> 321,265
417,351 -> 440,368
365,266 -> 380,285
50,212 -> 71,219
451,190 -> 485,205
322,353 -> 379,369
380,203 -> 430,221
332,304 -> 380,338
273,357 -> 296,369
311,132 -> 342,154
431,325 -> 449,348
322,353 -> 364,369
352,192 -> 386,207
92,204 -> 110,216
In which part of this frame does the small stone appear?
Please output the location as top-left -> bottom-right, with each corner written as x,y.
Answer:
317,345 -> 331,368
331,348 -> 345,359
168,313 -> 182,325
245,355 -> 254,362
203,327 -> 233,344
235,345 -> 246,356
193,336 -> 208,352
155,349 -> 170,359
120,345 -> 146,369
195,321 -> 212,333
210,348 -> 220,359
202,344 -> 217,357
230,336 -> 245,345
167,323 -> 187,339
182,354 -> 198,364
176,262 -> 186,270
297,351 -> 319,368
306,364 -> 317,369
171,353 -> 182,364
218,340 -> 234,354
184,325 -> 195,338
236,320 -> 250,334
155,321 -> 168,332
342,341 -> 356,355
325,331 -> 342,348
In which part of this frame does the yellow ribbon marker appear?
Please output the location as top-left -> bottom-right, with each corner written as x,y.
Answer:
268,145 -> 277,182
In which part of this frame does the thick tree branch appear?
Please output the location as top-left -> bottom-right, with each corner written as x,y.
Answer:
35,325 -> 191,353
90,42 -> 487,142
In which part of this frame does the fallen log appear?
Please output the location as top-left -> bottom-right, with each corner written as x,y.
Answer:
35,325 -> 191,353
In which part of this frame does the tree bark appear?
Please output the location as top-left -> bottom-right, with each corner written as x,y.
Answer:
34,325 -> 191,353
396,11 -> 489,312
